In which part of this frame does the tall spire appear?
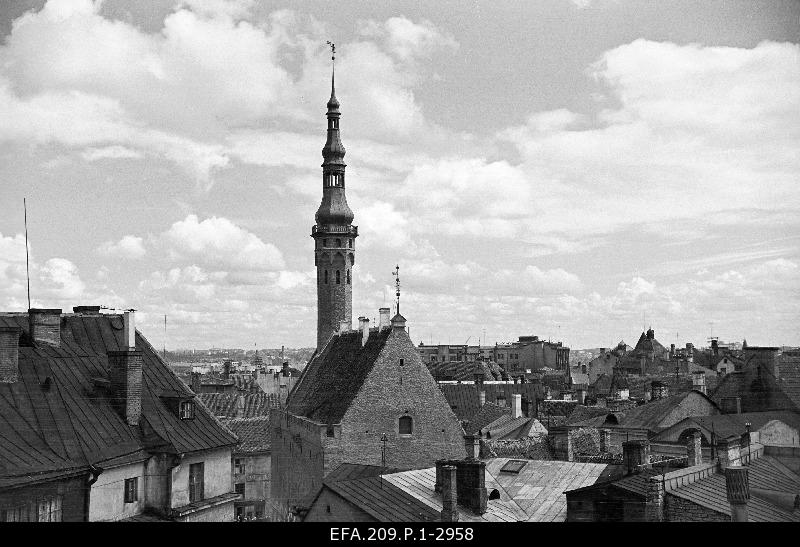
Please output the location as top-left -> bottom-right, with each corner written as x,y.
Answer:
326,41 -> 339,111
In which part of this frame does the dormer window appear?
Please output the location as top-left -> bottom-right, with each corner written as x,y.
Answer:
179,400 -> 195,420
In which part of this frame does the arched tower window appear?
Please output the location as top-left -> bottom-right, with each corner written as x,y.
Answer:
348,239 -> 352,248
324,270 -> 328,284
323,239 -> 329,247
399,416 -> 413,435
346,270 -> 351,285
336,270 -> 341,284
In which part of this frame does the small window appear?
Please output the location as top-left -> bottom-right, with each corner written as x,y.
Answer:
235,482 -> 245,496
124,477 -> 138,503
348,239 -> 352,248
500,460 -> 528,474
346,270 -> 351,284
336,239 -> 342,247
326,505 -> 331,514
324,270 -> 328,284
189,462 -> 204,502
399,359 -> 404,366
399,416 -> 413,435
234,458 -> 246,475
36,496 -> 62,522
336,270 -> 341,284
179,400 -> 195,420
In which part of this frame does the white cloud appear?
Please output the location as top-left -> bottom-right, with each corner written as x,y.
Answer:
160,214 -> 285,270
97,235 -> 146,259
81,145 -> 143,161
359,16 -> 458,63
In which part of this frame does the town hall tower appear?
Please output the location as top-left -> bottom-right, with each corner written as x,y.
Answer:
312,47 -> 357,350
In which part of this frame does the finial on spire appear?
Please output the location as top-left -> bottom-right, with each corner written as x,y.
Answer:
325,41 -> 338,107
392,264 -> 400,315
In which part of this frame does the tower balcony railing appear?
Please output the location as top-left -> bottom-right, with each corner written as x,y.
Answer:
312,224 -> 358,236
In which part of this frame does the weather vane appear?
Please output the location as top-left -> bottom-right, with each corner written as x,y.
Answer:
392,264 -> 400,315
326,40 -> 336,60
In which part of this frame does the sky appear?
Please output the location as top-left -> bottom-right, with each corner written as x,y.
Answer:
0,0 -> 798,351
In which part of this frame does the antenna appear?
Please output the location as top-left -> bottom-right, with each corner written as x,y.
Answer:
23,198 -> 31,310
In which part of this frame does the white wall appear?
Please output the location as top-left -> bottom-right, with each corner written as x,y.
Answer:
170,448 -> 233,509
88,461 -> 146,521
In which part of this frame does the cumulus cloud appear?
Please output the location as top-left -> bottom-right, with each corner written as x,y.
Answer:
97,235 -> 146,259
160,214 -> 285,270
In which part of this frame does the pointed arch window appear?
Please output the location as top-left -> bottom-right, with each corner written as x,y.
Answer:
336,270 -> 341,284
346,270 -> 351,285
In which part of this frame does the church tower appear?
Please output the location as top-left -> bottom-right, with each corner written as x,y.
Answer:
312,44 -> 357,351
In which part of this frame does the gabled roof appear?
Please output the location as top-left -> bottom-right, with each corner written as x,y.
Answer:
427,360 -> 501,382
224,417 -> 271,453
286,328 -> 393,424
438,383 -> 541,422
325,463 -> 405,483
0,312 -> 237,487
565,405 -> 614,426
464,403 -> 509,434
197,391 -> 279,419
655,411 -> 800,443
616,391 -> 718,432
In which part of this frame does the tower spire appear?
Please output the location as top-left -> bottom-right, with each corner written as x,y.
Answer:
326,41 -> 337,105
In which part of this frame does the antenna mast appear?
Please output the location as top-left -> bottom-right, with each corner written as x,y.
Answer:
24,198 -> 31,310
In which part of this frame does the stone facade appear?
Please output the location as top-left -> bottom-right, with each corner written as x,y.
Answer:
664,493 -> 728,522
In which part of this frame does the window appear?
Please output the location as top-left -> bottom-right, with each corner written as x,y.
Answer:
179,400 -> 195,420
399,358 -> 404,366
2,502 -> 36,522
37,496 -> 62,522
124,477 -> 138,503
336,270 -> 341,284
326,505 -> 331,514
336,239 -> 342,247
399,416 -> 413,435
189,462 -> 204,503
348,239 -> 352,248
234,458 -> 246,475
499,460 -> 527,474
324,270 -> 328,284
346,270 -> 351,284
235,482 -> 245,496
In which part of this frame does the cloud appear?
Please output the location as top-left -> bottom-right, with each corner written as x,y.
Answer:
97,235 -> 146,259
160,214 -> 285,270
359,16 -> 458,63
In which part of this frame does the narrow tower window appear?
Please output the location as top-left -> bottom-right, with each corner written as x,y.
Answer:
336,270 -> 341,284
346,270 -> 351,284
336,239 -> 342,247
348,239 -> 352,248
324,270 -> 328,284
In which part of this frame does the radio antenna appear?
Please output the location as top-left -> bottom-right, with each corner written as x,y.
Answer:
24,198 -> 31,310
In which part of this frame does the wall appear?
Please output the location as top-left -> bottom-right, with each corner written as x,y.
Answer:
171,448 -> 233,509
233,452 -> 271,506
660,393 -> 718,430
664,494 -> 728,522
759,420 -> 799,447
144,453 -> 172,516
0,475 -> 86,522
337,328 -> 467,470
304,487 -> 377,522
764,445 -> 800,474
88,460 -> 146,521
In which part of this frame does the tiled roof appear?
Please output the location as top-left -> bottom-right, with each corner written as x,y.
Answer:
324,474 -> 442,522
616,391 -> 717,433
439,383 -> 541,422
287,328 -> 393,423
0,312 -> 238,487
657,411 -> 800,443
197,391 -> 279,419
427,360 -> 502,382
565,405 -> 612,426
325,463 -> 404,483
224,417 -> 271,453
464,403 -> 509,434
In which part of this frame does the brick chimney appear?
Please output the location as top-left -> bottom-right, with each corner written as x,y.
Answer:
692,371 -> 706,395
378,308 -> 391,330
464,434 -> 480,460
496,393 -> 506,407
0,326 -> 21,384
687,429 -> 703,466
223,360 -> 232,379
190,371 -> 201,393
623,440 -> 651,475
108,350 -> 143,426
434,457 -> 487,516
511,393 -> 522,419
339,319 -> 350,333
716,435 -> 741,469
725,466 -> 750,522
28,308 -> 61,347
360,317 -> 370,346
599,429 -> 611,454
440,464 -> 459,522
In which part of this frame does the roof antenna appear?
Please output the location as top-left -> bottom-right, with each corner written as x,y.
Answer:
392,264 -> 400,316
23,198 -> 31,311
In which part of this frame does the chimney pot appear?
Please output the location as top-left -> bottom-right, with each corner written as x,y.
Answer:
0,326 -> 21,384
28,308 -> 62,347
464,434 -> 480,460
687,429 -> 703,466
511,393 -> 522,419
724,465 -> 750,522
360,317 -> 370,346
123,310 -> 135,350
440,464 -> 459,522
378,308 -> 391,330
108,350 -> 143,426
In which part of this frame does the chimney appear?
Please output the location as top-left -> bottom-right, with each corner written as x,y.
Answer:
687,429 -> 703,466
28,308 -> 61,347
651,381 -> 669,401
599,429 -> 611,454
223,360 -> 232,379
123,310 -> 135,350
623,440 -> 651,475
464,434 -> 481,460
721,397 -> 742,415
190,371 -> 201,393
0,326 -> 21,384
670,343 -> 675,357
73,305 -> 101,314
281,362 -> 290,377
511,394 -> 522,419
478,390 -> 486,407
685,343 -> 694,363
716,435 -> 741,469
440,464 -> 459,522
692,371 -> 706,395
359,317 -> 370,346
474,372 -> 484,388
496,393 -> 506,407
576,387 -> 586,405
711,339 -> 719,358
378,308 -> 391,330
236,392 -> 245,418
108,350 -> 143,426
339,319 -> 350,333
724,466 -> 750,522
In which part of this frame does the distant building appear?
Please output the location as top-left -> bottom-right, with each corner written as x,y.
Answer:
226,417 -> 272,521
711,348 -> 800,413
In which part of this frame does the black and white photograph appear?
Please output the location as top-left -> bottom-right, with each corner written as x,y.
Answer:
0,0 -> 798,531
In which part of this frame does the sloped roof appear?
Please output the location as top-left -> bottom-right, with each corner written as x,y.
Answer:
0,312 -> 237,487
286,328 -> 393,424
197,391 -> 279,419
656,411 -> 800,443
224,417 -> 271,453
616,391 -> 717,432
325,463 -> 404,483
439,383 -> 541,422
427,360 -> 501,382
464,402 -> 509,434
565,405 -> 614,426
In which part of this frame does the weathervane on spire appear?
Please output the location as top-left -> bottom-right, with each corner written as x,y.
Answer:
326,40 -> 336,60
392,264 -> 400,315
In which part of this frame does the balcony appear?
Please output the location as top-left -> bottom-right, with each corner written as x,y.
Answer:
311,225 -> 358,236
